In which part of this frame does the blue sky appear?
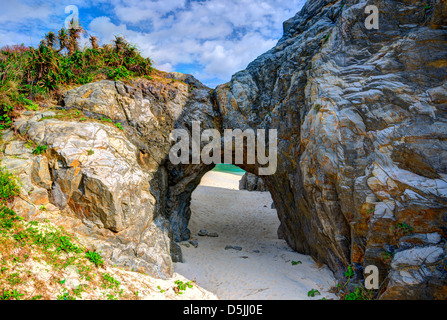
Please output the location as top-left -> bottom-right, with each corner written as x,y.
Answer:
0,0 -> 305,88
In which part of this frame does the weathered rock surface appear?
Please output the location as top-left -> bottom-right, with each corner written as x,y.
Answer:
5,73 -> 218,278
3,0 -> 447,299
5,117 -> 174,278
239,172 -> 268,191
213,0 -> 447,299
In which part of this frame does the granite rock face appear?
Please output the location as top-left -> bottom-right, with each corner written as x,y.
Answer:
214,0 -> 447,299
4,0 -> 447,299
5,73 -> 217,277
64,75 -> 218,244
6,116 -> 174,278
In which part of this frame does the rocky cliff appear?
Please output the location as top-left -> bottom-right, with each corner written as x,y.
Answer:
214,0 -> 447,299
3,0 -> 446,299
3,72 -> 217,279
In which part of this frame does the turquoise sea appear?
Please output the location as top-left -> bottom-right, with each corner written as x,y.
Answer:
212,164 -> 246,176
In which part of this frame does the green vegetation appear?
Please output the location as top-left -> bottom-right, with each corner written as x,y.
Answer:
333,266 -> 356,294
101,273 -> 120,289
100,116 -> 113,123
0,166 -> 21,204
307,289 -> 321,297
344,286 -> 375,300
32,145 -> 48,155
0,27 -> 152,131
85,250 -> 104,267
344,265 -> 355,278
291,260 -> 302,266
0,289 -> 24,300
393,222 -> 414,237
9,219 -> 83,254
174,280 -> 194,295
332,265 -> 379,300
7,273 -> 22,286
99,117 -> 124,130
108,66 -> 132,81
115,122 -> 124,130
0,196 -> 129,299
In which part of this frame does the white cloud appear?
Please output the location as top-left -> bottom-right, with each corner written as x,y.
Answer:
0,0 -> 53,23
113,0 -> 187,24
199,34 -> 277,79
156,62 -> 174,72
89,0 -> 306,86
1,0 -> 307,87
88,16 -> 134,43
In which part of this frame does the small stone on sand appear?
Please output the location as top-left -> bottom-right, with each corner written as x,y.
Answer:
225,245 -> 242,251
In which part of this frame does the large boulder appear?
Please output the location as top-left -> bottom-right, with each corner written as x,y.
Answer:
239,173 -> 268,191
63,74 -> 218,243
8,116 -> 174,278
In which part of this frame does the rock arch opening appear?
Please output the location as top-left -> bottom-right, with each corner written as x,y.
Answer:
172,164 -> 337,299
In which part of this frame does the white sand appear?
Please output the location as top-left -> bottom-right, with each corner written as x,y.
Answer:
174,171 -> 338,300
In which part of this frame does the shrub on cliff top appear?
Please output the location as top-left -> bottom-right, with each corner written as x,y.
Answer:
0,29 -> 152,130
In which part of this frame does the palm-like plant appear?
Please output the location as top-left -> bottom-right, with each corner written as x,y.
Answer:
113,36 -> 127,53
89,36 -> 99,50
66,19 -> 86,55
29,42 -> 61,90
44,32 -> 57,49
57,28 -> 68,53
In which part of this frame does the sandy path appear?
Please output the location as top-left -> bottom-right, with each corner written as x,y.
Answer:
173,171 -> 337,300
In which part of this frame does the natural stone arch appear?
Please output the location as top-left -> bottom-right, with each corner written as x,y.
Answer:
164,136 -> 352,284
169,163 -> 277,245
164,152 -> 276,244
15,0 -> 446,299
160,74 -> 353,281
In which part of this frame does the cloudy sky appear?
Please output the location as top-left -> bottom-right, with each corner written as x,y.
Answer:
0,0 -> 305,87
